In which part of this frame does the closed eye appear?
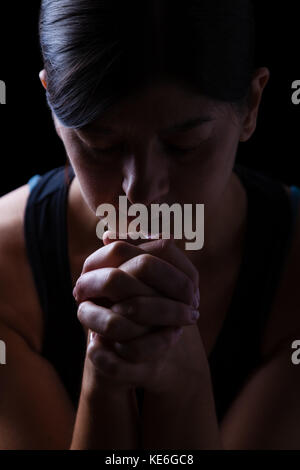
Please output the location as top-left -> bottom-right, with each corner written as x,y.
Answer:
90,139 -> 208,158
91,143 -> 125,154
163,143 -> 200,155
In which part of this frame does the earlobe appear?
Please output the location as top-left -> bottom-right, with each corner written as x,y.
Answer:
39,70 -> 63,141
39,69 -> 47,90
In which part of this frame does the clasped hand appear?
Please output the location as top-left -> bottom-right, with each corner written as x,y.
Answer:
73,231 -> 206,394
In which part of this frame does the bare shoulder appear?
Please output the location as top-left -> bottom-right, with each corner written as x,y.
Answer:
261,183 -> 300,359
0,184 -> 43,352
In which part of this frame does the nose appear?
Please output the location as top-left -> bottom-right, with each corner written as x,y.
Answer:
122,147 -> 170,206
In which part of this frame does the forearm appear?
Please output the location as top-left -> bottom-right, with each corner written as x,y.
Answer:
70,357 -> 140,450
141,370 -> 222,450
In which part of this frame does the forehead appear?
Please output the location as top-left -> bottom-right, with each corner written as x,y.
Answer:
80,82 -> 219,135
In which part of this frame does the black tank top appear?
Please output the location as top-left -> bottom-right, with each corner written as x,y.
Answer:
24,163 -> 300,422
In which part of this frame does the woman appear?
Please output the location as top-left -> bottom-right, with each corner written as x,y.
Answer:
0,0 -> 300,449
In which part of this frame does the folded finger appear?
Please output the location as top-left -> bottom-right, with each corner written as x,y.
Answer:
111,296 -> 200,327
77,300 -> 151,341
106,231 -> 199,292
75,267 -> 158,303
118,253 -> 197,308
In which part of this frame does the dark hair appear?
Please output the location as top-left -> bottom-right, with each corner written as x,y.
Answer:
39,0 -> 255,129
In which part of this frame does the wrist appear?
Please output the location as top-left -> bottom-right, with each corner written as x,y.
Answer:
81,353 -> 134,401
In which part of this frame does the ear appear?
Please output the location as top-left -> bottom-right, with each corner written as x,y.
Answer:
39,69 -> 63,140
239,67 -> 270,142
39,69 -> 48,90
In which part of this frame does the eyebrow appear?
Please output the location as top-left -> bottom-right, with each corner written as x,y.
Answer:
81,116 -> 212,136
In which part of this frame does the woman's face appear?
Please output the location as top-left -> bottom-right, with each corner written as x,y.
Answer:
56,82 -> 247,223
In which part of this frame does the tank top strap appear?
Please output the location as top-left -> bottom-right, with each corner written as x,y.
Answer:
24,164 -> 86,407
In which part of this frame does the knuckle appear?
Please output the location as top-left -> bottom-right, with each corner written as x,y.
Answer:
77,301 -> 88,322
124,301 -> 137,318
114,299 -> 137,318
82,255 -> 93,274
104,268 -> 122,288
75,277 -> 84,299
103,314 -> 120,339
110,240 -> 128,258
135,253 -> 152,275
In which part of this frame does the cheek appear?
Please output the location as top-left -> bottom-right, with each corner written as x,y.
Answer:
61,133 -> 126,211
172,124 -> 240,205
79,173 -> 122,212
68,157 -> 122,212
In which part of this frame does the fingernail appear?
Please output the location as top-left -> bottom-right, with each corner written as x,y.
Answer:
191,309 -> 200,322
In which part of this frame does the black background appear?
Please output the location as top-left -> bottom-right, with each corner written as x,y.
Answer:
0,1 -> 300,197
